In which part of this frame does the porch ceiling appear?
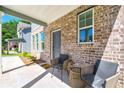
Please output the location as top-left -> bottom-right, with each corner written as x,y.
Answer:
3,5 -> 80,25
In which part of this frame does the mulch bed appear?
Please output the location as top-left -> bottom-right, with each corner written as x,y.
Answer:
41,64 -> 51,69
34,59 -> 51,69
20,57 -> 51,69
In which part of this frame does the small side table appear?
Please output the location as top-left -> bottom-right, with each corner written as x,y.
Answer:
73,63 -> 94,75
69,67 -> 86,88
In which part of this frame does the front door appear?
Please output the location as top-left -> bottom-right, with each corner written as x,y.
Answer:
52,30 -> 61,59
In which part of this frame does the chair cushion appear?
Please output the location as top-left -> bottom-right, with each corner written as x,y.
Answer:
83,74 -> 95,84
95,60 -> 118,79
59,54 -> 69,64
92,60 -> 118,88
92,76 -> 105,88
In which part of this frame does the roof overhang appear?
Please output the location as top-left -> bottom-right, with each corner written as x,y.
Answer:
5,38 -> 24,42
0,5 -> 80,26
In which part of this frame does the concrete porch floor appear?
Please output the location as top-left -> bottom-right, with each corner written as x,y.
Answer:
0,56 -> 70,88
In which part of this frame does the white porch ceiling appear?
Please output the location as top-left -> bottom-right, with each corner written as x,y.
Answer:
3,5 -> 80,24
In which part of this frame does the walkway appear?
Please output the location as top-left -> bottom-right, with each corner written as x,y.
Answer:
0,56 -> 70,88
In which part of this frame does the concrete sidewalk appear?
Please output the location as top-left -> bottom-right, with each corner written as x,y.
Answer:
0,56 -> 70,88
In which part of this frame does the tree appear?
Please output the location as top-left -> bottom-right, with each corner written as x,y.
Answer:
2,20 -> 19,50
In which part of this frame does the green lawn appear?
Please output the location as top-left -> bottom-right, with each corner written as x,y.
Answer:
2,53 -> 20,57
2,50 -> 20,57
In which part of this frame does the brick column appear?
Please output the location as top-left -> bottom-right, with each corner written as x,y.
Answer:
101,6 -> 124,87
0,11 -> 2,76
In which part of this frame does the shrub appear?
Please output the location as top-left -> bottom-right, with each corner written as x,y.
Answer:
19,52 -> 36,61
19,52 -> 31,58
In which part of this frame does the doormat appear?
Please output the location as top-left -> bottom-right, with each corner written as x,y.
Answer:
41,64 -> 51,69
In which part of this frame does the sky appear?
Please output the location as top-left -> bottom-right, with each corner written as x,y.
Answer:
2,13 -> 20,23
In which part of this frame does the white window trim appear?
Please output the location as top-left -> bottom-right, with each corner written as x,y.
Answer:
78,8 -> 94,44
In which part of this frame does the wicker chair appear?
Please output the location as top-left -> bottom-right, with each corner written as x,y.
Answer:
50,54 -> 69,80
51,58 -> 62,78
64,59 -> 74,74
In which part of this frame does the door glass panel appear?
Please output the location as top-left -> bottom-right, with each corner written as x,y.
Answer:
53,31 -> 61,59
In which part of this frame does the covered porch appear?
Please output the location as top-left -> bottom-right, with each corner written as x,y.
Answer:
0,5 -> 124,88
0,5 -> 80,74
0,5 -> 79,88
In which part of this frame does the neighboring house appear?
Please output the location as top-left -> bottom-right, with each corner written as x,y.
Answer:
17,22 -> 31,53
5,39 -> 18,50
31,23 -> 45,59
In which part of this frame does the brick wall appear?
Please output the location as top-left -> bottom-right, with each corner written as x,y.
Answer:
40,5 -> 124,87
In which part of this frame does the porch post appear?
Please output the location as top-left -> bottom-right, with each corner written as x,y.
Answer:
0,11 -> 2,76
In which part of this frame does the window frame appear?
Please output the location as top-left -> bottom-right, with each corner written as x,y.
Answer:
78,8 -> 94,44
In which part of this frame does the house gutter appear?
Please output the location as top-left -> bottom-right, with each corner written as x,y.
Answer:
0,6 -> 47,26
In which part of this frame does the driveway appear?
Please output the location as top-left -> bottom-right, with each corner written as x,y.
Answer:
0,56 -> 70,88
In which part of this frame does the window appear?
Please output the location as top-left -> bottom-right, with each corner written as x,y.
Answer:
78,9 -> 94,44
36,33 -> 39,50
40,32 -> 44,51
34,32 -> 44,52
